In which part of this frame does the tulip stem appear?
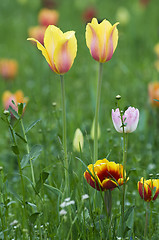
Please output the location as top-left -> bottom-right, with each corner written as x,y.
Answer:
121,113 -> 128,239
94,62 -> 103,163
144,202 -> 149,238
60,74 -> 69,196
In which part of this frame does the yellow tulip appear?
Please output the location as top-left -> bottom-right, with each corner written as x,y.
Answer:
85,18 -> 119,63
27,25 -> 77,74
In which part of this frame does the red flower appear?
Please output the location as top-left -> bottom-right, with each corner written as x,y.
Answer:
84,158 -> 125,191
138,178 -> 159,202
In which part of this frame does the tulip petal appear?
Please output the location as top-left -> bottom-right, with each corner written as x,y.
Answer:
102,179 -> 118,190
86,18 -> 100,61
27,38 -> 52,70
53,31 -> 77,74
105,22 -> 119,62
44,25 -> 63,71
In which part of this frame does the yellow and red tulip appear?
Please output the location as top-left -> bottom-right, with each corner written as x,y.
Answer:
38,8 -> 59,27
28,25 -> 77,75
0,59 -> 18,80
138,177 -> 159,202
85,18 -> 119,63
2,90 -> 28,117
84,158 -> 125,191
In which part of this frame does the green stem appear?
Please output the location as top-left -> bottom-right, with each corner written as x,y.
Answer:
60,75 -> 68,196
121,131 -> 128,239
144,202 -> 149,239
20,119 -> 35,186
94,62 -> 103,163
9,126 -> 26,239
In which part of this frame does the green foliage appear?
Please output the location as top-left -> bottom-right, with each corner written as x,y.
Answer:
0,0 -> 159,239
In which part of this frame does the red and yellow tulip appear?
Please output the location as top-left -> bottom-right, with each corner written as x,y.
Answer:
84,158 -> 125,191
0,59 -> 18,80
2,90 -> 28,117
138,177 -> 159,202
85,18 -> 119,63
38,8 -> 59,27
28,26 -> 46,45
148,82 -> 159,107
27,25 -> 77,75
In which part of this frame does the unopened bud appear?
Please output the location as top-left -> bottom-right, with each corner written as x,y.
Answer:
116,95 -> 121,100
52,102 -> 57,107
0,166 -> 3,171
3,110 -> 10,116
149,173 -> 153,178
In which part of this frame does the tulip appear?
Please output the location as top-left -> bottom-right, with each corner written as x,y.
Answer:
38,8 -> 59,27
84,158 -> 125,191
138,177 -> 159,202
139,0 -> 151,7
0,59 -> 18,80
28,25 -> 77,74
2,90 -> 28,117
112,107 -> 139,133
28,26 -> 46,45
85,18 -> 119,63
154,43 -> 159,58
82,6 -> 97,23
154,60 -> 159,72
73,128 -> 84,152
148,82 -> 159,107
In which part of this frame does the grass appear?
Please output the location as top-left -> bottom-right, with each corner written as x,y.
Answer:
0,0 -> 159,239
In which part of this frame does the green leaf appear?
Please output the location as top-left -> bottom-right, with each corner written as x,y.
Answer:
18,103 -> 23,116
15,132 -> 27,143
35,172 -> 49,194
29,212 -> 40,225
8,106 -> 19,119
44,183 -> 62,196
30,145 -> 43,161
26,201 -> 37,211
124,205 -> 135,222
11,145 -> 19,155
21,154 -> 30,169
25,119 -> 41,133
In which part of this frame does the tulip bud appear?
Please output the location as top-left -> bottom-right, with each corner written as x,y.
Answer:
73,128 -> 84,152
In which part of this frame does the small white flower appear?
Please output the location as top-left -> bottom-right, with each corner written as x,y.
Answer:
148,163 -> 156,171
65,197 -> 71,202
82,194 -> 89,200
65,200 -> 75,206
10,220 -> 18,226
59,209 -> 67,216
60,202 -> 67,208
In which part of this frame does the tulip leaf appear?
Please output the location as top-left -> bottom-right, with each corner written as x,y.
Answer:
25,119 -> 41,133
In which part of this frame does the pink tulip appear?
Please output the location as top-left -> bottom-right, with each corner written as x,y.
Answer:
112,107 -> 139,133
